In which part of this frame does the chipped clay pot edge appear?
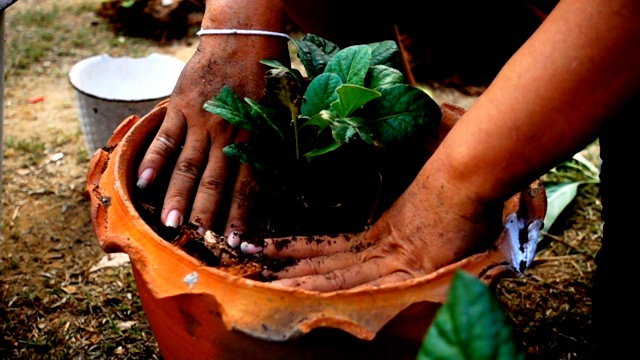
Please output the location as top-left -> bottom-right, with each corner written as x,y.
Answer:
86,100 -> 546,345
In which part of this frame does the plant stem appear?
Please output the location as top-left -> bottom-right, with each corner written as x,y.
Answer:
291,106 -> 300,160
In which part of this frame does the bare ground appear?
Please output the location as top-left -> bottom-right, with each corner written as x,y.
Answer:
1,1 -> 601,359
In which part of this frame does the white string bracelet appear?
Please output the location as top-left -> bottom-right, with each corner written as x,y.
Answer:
196,28 -> 294,41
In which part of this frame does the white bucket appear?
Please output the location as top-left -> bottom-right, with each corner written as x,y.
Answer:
69,53 -> 185,153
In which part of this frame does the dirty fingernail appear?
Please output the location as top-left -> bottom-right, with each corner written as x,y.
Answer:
165,210 -> 182,228
240,242 -> 262,254
137,168 -> 154,189
227,231 -> 242,248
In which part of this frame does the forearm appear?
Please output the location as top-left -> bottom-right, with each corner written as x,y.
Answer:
430,0 -> 640,205
192,0 -> 289,98
202,0 -> 286,31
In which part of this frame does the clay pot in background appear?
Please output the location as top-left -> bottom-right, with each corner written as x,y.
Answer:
86,101 -> 546,360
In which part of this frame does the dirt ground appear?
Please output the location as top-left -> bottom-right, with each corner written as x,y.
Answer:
0,1 -> 601,359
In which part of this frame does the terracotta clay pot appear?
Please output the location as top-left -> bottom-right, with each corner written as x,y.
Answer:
86,100 -> 546,360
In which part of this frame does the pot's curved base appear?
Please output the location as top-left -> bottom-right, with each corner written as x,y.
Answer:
134,263 -> 434,359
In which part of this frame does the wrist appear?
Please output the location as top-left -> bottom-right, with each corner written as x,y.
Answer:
421,147 -> 506,220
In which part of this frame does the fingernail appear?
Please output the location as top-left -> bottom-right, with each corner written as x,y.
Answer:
227,231 -> 242,248
137,168 -> 154,189
165,210 -> 182,228
197,227 -> 206,236
241,242 -> 262,254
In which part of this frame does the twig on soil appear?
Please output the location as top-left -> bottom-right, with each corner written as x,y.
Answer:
542,232 -> 591,254
531,253 -> 593,264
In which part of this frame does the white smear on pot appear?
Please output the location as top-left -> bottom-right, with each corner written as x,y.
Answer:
183,271 -> 199,290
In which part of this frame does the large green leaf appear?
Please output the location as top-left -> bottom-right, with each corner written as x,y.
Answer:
324,45 -> 372,86
330,84 -> 381,118
417,271 -> 523,360
301,73 -> 342,117
368,40 -> 399,67
203,86 -> 258,132
542,181 -> 584,233
366,84 -> 441,145
366,65 -> 404,90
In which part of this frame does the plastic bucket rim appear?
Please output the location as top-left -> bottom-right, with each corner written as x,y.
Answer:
68,53 -> 184,101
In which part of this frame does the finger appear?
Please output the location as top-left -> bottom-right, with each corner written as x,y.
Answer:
161,123 -> 211,228
351,272 -> 414,290
220,129 -> 257,243
188,134 -> 233,232
222,163 -> 259,244
270,256 -> 392,292
261,232 -> 372,258
136,104 -> 187,190
265,250 -> 365,278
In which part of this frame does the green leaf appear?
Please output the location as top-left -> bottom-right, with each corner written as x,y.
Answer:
120,0 -> 136,8
244,98 -> 284,142
331,122 -> 356,143
332,117 -> 373,144
324,45 -> 372,86
366,65 -> 405,89
365,85 -> 441,145
302,33 -> 341,56
572,152 -> 600,181
301,73 -> 342,116
293,34 -> 338,79
302,110 -> 336,134
260,59 -> 306,88
330,84 -> 381,118
417,271 -> 524,360
368,40 -> 400,67
223,143 -> 269,175
542,181 -> 584,233
203,86 -> 258,132
264,66 -> 305,120
304,140 -> 342,162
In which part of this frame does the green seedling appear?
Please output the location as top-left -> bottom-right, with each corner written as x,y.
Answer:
204,34 -> 442,178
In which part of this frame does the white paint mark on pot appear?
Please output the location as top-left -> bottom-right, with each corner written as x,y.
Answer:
523,220 -> 543,269
184,271 -> 199,290
503,213 -> 542,275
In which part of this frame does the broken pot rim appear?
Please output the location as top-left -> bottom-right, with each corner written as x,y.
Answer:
87,100 -> 543,341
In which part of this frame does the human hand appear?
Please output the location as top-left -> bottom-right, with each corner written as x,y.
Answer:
136,34 -> 289,244
257,156 -> 508,292
259,176 -> 545,292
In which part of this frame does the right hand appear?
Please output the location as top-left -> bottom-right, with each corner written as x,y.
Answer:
136,34 -> 289,244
